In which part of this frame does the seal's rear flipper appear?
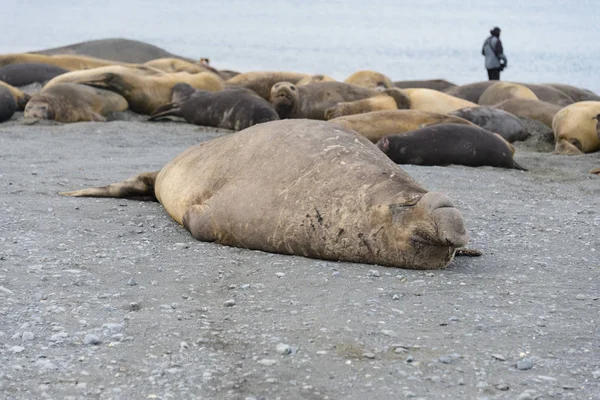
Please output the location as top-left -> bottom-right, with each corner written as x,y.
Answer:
148,103 -> 181,121
590,167 -> 600,175
60,171 -> 159,201
455,248 -> 483,257
512,161 -> 528,171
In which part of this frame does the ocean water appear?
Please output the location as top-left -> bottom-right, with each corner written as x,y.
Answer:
2,0 -> 599,93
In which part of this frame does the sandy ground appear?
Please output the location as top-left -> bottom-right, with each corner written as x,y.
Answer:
0,114 -> 599,400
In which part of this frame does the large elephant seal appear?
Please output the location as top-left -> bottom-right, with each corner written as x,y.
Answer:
24,83 -> 128,122
144,58 -> 208,74
0,63 -> 68,86
0,53 -> 128,71
552,101 -> 600,154
0,81 -> 31,110
328,110 -> 474,143
444,81 -> 496,103
403,88 -> 477,114
225,71 -> 310,100
0,84 -> 16,122
324,95 -> 399,120
48,69 -> 224,115
61,119 -> 469,270
32,38 -> 192,64
377,123 -> 526,170
450,106 -> 529,142
493,98 -> 561,128
393,79 -> 457,92
149,83 -> 278,130
270,81 -> 410,120
295,74 -> 336,86
478,82 -> 538,106
344,70 -> 394,90
545,83 -> 600,102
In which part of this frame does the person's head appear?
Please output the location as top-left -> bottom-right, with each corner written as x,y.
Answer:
490,27 -> 501,37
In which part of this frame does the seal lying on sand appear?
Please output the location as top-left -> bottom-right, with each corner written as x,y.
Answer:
403,88 -> 477,114
0,81 -> 31,110
324,96 -> 399,120
393,79 -> 457,92
61,119 -> 469,270
270,81 -> 410,120
450,106 -> 529,142
493,98 -> 561,128
31,38 -> 193,64
149,83 -> 278,130
0,53 -> 129,70
48,68 -> 224,115
377,123 -> 526,170
478,82 -> 538,106
226,71 -> 310,100
344,70 -> 394,89
545,83 -> 600,102
328,110 -> 474,143
0,84 -> 16,122
552,101 -> 600,154
444,81 -> 496,103
0,63 -> 68,86
24,83 -> 128,122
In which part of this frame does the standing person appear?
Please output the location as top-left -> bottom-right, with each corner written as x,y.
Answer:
482,27 -> 508,81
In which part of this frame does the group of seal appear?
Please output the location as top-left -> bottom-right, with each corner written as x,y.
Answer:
4,37 -> 599,269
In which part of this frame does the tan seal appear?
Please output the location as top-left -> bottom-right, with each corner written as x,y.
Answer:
403,88 -> 477,114
552,101 -> 600,154
344,70 -> 394,90
61,119 -> 470,270
24,83 -> 128,122
225,71 -> 310,100
478,82 -> 538,106
493,98 -> 562,128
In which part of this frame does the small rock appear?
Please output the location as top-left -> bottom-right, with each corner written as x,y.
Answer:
363,352 -> 375,359
438,355 -> 452,364
575,294 -> 586,300
128,302 -> 141,311
492,353 -> 506,361
103,323 -> 124,335
517,358 -> 534,370
517,390 -> 536,400
224,299 -> 236,307
258,359 -> 277,366
22,332 -> 34,341
381,329 -> 396,337
405,355 -> 414,363
495,382 -> 509,391
9,346 -> 25,353
180,341 -> 189,350
404,391 -> 417,398
276,343 -> 291,355
449,316 -> 459,322
83,334 -> 101,345
476,381 -> 488,389
368,270 -> 380,277
127,278 -> 137,286
592,370 -> 600,379
275,272 -> 285,278
392,294 -> 400,300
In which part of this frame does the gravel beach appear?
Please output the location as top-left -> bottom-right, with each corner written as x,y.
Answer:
1,114 -> 599,399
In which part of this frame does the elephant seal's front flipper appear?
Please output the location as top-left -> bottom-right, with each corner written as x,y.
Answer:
60,171 -> 159,200
182,204 -> 217,242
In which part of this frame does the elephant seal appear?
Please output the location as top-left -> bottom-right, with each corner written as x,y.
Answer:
61,119 -> 469,270
0,81 -> 31,110
493,98 -> 561,128
50,69 -> 224,115
0,53 -> 129,71
521,83 -> 574,107
552,101 -> 600,154
404,88 -> 477,114
32,38 -> 192,64
450,106 -> 529,142
328,110 -> 474,142
144,58 -> 208,74
225,71 -> 310,100
393,79 -> 457,92
377,123 -> 526,170
24,83 -> 128,122
344,70 -> 394,89
0,84 -> 16,122
478,82 -> 538,106
0,63 -> 68,86
295,74 -> 336,86
149,83 -> 278,130
324,95 -> 399,119
270,81 -> 410,120
545,83 -> 600,102
444,81 -> 495,103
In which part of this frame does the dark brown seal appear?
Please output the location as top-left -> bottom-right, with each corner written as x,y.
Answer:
61,119 -> 469,270
450,106 -> 530,142
0,63 -> 68,86
377,123 -> 526,170
0,84 -> 16,122
149,83 -> 279,130
270,81 -> 410,120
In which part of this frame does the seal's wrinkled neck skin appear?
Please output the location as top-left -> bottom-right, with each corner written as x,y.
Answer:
270,82 -> 298,119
